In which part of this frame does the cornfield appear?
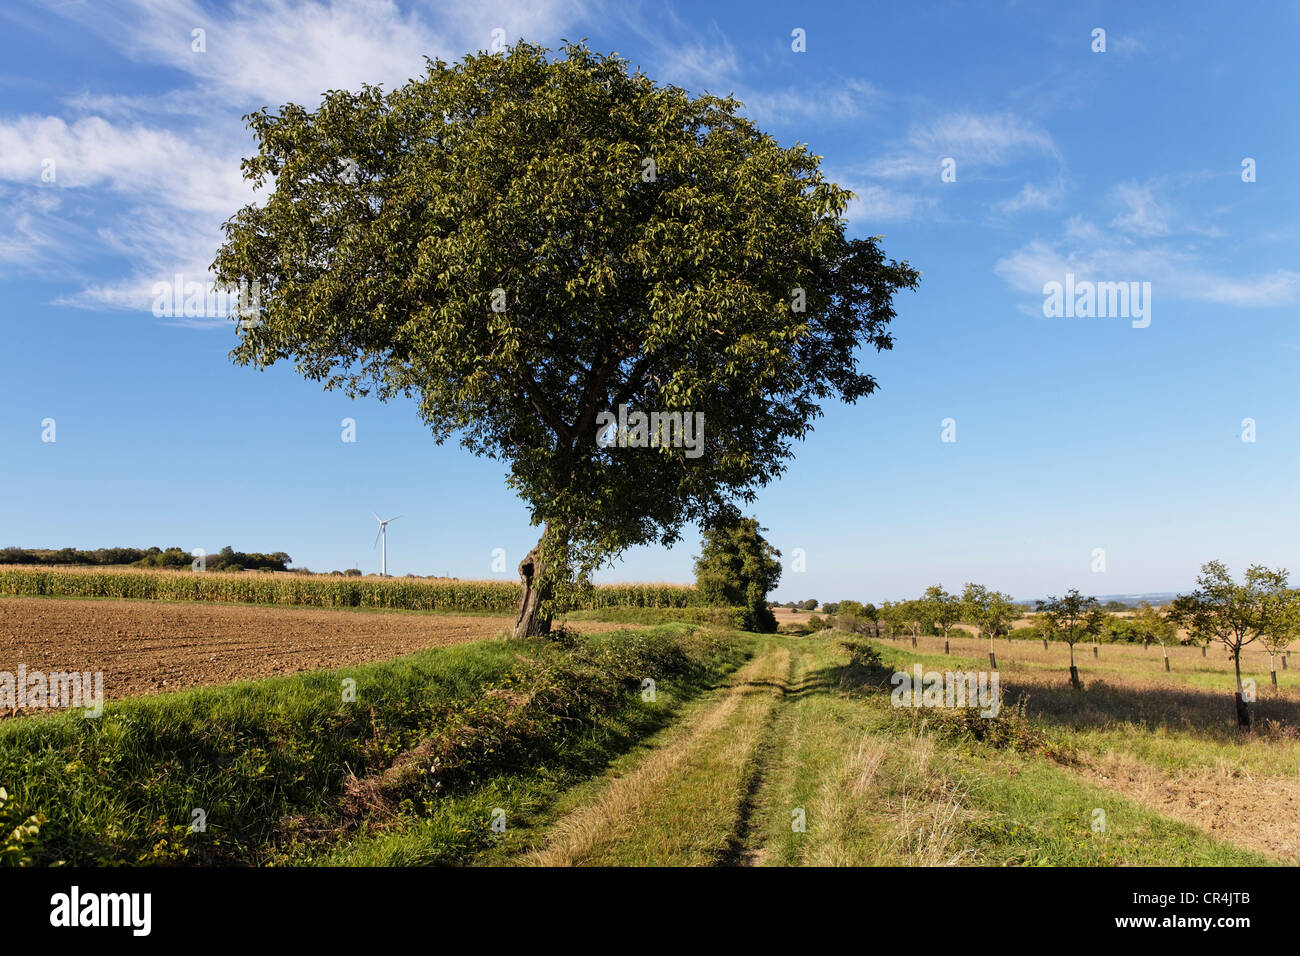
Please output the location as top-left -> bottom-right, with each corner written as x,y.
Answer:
0,567 -> 704,613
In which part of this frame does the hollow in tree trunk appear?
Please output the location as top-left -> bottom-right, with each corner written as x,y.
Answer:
513,534 -> 554,639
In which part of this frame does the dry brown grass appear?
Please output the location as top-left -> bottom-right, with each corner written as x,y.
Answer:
880,628 -> 1300,862
891,727 -> 974,866
1077,750 -> 1300,860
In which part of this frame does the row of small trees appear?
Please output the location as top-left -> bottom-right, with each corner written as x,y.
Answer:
827,561 -> 1298,730
828,584 -> 1018,664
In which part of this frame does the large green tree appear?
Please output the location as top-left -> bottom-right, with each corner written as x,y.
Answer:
212,42 -> 918,637
693,517 -> 782,632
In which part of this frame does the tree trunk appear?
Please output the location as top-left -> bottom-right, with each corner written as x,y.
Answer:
1233,653 -> 1250,730
1069,665 -> 1081,690
1092,642 -> 1098,658
513,534 -> 554,639
1283,651 -> 1288,670
944,637 -> 950,654
1164,648 -> 1170,672
989,651 -> 997,669
1042,638 -> 1048,650
1202,644 -> 1206,657
1234,693 -> 1251,730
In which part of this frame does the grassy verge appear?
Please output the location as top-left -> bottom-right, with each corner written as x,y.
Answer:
511,633 -> 1271,866
0,625 -> 752,866
827,639 -> 1278,865
516,639 -> 790,866
562,605 -> 756,630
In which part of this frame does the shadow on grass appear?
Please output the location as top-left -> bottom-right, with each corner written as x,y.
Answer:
863,635 -> 1300,740
999,675 -> 1300,740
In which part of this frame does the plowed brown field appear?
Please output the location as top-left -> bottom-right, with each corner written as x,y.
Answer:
0,596 -> 621,705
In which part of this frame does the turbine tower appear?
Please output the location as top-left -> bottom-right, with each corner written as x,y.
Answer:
372,512 -> 402,576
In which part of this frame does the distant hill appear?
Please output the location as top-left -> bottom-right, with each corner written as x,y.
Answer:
1017,592 -> 1180,608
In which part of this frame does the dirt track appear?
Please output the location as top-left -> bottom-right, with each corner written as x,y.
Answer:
0,597 -> 616,706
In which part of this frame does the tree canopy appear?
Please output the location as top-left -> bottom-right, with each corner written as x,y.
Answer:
213,41 -> 918,634
693,517 -> 782,632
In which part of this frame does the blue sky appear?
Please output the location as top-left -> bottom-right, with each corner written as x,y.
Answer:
1,1 -> 1297,602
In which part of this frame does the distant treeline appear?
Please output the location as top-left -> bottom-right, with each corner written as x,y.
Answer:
0,546 -> 292,572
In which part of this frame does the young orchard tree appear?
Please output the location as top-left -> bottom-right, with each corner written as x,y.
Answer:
693,517 -> 782,633
1081,606 -> 1110,660
1168,593 -> 1211,658
922,584 -> 960,654
1035,589 -> 1099,690
962,583 -> 1016,668
900,599 -> 927,647
1131,601 -> 1177,673
1171,561 -> 1290,729
212,42 -> 919,638
1258,588 -> 1300,692
833,599 -> 874,636
877,601 -> 905,641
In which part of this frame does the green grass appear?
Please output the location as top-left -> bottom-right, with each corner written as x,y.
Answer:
4,624 -> 1282,867
511,633 -> 1273,866
0,625 -> 751,866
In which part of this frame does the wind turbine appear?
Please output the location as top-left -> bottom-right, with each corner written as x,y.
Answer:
372,512 -> 402,576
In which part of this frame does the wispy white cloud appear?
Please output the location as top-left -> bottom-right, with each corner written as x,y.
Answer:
842,182 -> 932,225
0,115 -> 248,215
1110,34 -> 1147,56
1109,181 -> 1169,236
736,79 -> 878,127
868,111 -> 1059,180
60,0 -> 587,110
0,191 -> 60,268
995,180 -> 1063,215
995,219 -> 1300,311
2,0 -> 593,313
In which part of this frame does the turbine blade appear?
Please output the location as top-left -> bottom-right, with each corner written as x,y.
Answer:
373,528 -> 382,548
388,515 -> 402,522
